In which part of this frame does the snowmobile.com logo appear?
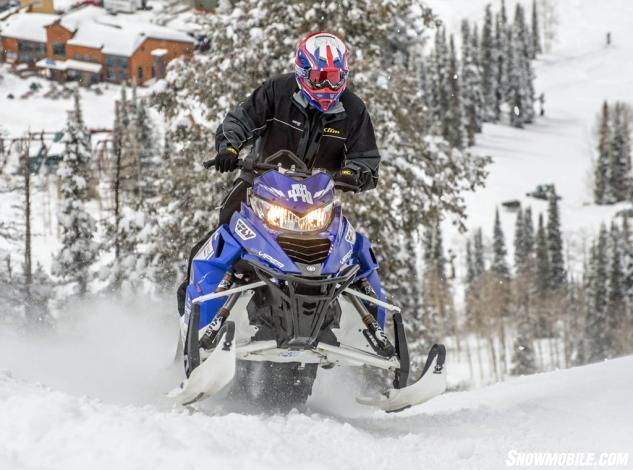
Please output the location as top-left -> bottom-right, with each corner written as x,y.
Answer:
506,451 -> 629,467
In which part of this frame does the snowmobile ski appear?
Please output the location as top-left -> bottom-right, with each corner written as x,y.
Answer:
169,321 -> 237,406
356,344 -> 446,412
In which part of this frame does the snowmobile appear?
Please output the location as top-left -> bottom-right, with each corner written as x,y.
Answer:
171,150 -> 447,412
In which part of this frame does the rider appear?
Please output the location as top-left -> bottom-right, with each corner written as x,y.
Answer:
177,31 -> 382,315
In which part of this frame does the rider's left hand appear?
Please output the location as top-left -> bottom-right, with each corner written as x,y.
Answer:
335,166 -> 360,191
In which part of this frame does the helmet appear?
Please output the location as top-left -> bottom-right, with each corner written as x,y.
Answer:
295,32 -> 349,112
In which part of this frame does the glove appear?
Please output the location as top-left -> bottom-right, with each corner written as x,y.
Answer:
215,146 -> 239,173
335,166 -> 360,192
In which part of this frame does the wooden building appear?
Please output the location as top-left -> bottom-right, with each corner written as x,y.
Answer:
0,6 -> 194,84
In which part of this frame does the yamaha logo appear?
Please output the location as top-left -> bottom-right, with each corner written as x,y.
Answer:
305,264 -> 317,272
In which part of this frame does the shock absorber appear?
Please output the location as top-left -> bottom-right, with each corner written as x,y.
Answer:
199,272 -> 237,350
346,292 -> 395,357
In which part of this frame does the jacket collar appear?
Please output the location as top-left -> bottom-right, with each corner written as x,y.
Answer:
292,90 -> 346,115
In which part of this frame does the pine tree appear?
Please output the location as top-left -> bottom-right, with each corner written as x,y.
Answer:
607,223 -> 626,356
473,227 -> 486,278
514,207 -> 526,272
492,208 -> 510,279
546,189 -> 566,290
585,225 -> 609,362
53,90 -> 99,295
621,216 -> 633,306
480,3 -> 498,122
493,12 -> 506,121
531,0 -> 542,58
523,206 -> 535,264
430,27 -> 449,132
608,103 -> 631,202
594,101 -> 611,204
445,34 -> 465,149
461,20 -> 484,146
535,213 -> 550,293
466,239 -> 475,285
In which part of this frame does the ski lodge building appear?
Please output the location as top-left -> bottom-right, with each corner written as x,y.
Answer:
0,6 -> 193,84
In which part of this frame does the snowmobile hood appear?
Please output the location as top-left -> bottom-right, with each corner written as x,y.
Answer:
251,170 -> 335,215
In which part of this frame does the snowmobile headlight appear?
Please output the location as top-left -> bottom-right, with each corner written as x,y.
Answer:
250,197 -> 333,232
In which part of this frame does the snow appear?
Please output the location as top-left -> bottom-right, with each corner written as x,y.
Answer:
0,305 -> 631,470
0,11 -> 58,42
36,58 -> 103,73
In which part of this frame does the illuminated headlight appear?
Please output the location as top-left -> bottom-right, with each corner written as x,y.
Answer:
250,197 -> 333,232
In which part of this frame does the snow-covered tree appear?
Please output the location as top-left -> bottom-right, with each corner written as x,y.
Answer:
444,34 -> 466,149
546,189 -> 566,290
594,102 -> 611,204
491,208 -> 510,279
607,103 -> 631,203
473,227 -> 486,278
535,213 -> 550,294
531,0 -> 542,58
53,90 -> 99,296
461,20 -> 484,146
480,4 -> 498,122
514,207 -> 526,272
584,225 -> 609,362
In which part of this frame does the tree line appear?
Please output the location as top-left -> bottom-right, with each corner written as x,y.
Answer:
423,0 -> 542,150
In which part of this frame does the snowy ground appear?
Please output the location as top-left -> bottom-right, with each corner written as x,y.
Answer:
1,314 -> 632,470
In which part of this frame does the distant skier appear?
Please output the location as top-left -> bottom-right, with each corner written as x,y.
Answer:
539,93 -> 545,117
177,31 -> 382,315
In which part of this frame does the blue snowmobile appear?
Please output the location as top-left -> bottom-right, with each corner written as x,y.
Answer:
171,151 -> 446,412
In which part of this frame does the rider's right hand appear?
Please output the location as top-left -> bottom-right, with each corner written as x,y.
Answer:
215,146 -> 239,173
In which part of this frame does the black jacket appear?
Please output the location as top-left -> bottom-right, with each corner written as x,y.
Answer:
215,73 -> 381,191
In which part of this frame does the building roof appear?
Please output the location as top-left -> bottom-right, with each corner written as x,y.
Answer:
1,6 -> 193,57
0,11 -> 58,42
61,6 -> 193,57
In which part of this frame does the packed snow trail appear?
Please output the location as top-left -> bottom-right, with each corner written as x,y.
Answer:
1,354 -> 632,470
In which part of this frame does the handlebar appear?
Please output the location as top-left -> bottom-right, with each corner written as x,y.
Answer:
202,158 -> 360,192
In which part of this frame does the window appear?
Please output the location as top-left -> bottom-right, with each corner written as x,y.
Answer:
137,66 -> 143,81
119,57 -> 128,67
105,56 -> 115,66
52,41 -> 65,56
75,52 -> 81,60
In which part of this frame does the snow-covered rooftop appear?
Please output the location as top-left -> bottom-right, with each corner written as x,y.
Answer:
60,6 -> 193,57
0,12 -> 59,42
0,6 -> 193,57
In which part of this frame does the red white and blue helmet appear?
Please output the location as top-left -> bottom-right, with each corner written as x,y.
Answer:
295,32 -> 349,112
